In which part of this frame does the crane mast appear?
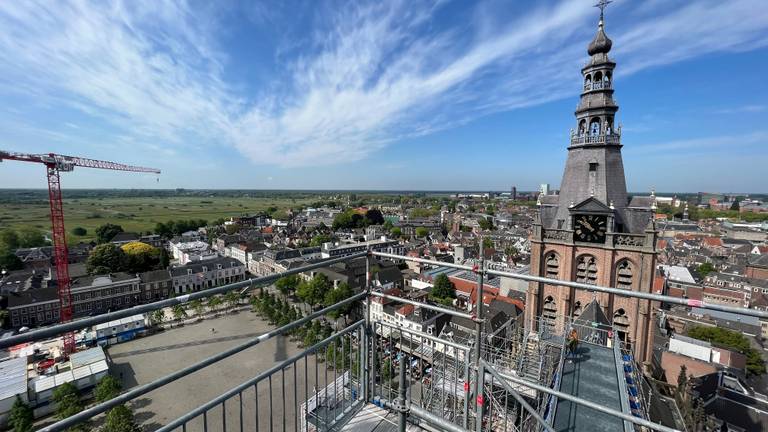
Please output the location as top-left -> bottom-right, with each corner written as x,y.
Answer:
0,150 -> 160,353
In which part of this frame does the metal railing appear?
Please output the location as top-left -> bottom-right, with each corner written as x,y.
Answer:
11,248 -> 768,432
158,321 -> 365,432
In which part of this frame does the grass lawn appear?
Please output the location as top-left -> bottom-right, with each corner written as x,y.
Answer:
0,196 -> 314,243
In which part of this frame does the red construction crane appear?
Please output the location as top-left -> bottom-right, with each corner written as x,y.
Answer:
0,151 -> 160,353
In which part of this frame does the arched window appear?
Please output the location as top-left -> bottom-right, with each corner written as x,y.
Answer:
578,119 -> 586,136
584,74 -> 592,89
613,308 -> 630,343
604,71 -> 611,84
572,301 -> 582,319
543,296 -> 557,322
589,117 -> 601,136
606,116 -> 614,134
594,71 -> 603,82
615,260 -> 633,290
575,255 -> 598,285
545,253 -> 559,279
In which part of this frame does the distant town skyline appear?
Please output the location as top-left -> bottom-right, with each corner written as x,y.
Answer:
0,0 -> 767,192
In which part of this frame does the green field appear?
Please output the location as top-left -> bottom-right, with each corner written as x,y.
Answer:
0,196 -> 315,244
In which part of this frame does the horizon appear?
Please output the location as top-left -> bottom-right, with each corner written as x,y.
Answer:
1,187 -> 765,196
1,1 -> 767,191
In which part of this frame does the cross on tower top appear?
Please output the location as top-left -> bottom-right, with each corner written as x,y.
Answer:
594,0 -> 612,21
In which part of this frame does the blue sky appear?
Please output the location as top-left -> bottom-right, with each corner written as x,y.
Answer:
0,0 -> 767,192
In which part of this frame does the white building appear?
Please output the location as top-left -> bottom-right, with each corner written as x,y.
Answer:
0,357 -> 29,427
169,240 -> 216,265
30,347 -> 109,417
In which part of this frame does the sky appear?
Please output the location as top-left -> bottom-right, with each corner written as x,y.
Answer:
0,0 -> 767,193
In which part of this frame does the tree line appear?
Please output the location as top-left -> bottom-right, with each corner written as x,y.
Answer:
8,375 -> 139,432
249,289 -> 353,369
0,227 -> 47,271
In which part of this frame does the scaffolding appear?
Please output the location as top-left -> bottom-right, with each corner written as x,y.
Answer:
5,249 -> 766,432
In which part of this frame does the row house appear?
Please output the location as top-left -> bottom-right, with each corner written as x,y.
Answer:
6,268 -> 175,329
170,257 -> 246,294
704,272 -> 768,308
70,273 -> 142,317
320,239 -> 403,259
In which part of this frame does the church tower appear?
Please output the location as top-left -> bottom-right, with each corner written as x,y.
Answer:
526,4 -> 658,364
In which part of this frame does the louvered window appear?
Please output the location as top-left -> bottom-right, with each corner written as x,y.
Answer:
575,256 -> 598,284
545,254 -> 559,279
616,260 -> 633,290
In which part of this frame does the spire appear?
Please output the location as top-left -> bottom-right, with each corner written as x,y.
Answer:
588,0 -> 613,56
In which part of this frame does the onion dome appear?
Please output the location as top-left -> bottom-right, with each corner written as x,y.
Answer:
587,19 -> 612,55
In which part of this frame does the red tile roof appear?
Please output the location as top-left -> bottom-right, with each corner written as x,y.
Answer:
702,237 -> 723,247
396,304 -> 415,316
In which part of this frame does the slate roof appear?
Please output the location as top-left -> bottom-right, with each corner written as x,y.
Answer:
6,287 -> 59,308
748,254 -> 768,268
110,232 -> 140,242
573,299 -> 611,329
139,269 -> 172,283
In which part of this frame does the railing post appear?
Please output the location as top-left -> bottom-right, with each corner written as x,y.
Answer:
475,360 -> 485,432
473,238 -> 485,432
396,357 -> 408,432
363,247 -> 372,403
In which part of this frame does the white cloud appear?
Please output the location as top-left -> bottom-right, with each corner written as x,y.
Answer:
1,0 -> 767,167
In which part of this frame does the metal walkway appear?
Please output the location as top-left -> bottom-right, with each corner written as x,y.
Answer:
553,345 -> 624,432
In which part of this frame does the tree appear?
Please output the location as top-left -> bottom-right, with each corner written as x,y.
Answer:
297,274 -> 331,308
364,209 -> 385,225
158,247 -> 170,268
730,200 -> 740,211
390,227 -> 402,238
150,309 -> 165,326
324,282 -> 353,319
276,274 -> 301,296
86,243 -> 126,274
381,359 -> 393,382
676,364 -> 689,399
697,262 -> 715,278
310,234 -> 332,247
172,304 -> 188,321
430,273 -> 456,306
225,223 -> 242,235
121,241 -> 159,273
71,227 -> 87,236
224,291 -> 240,309
16,228 -> 46,248
0,251 -> 23,271
478,218 -> 494,231
103,404 -> 141,432
207,295 -> 223,312
94,375 -> 122,403
8,396 -> 33,432
505,246 -> 519,258
52,382 -> 84,424
190,299 -> 204,316
0,229 -> 19,251
415,227 -> 429,238
95,223 -> 124,244
383,220 -> 393,231
482,237 -> 493,250
687,326 -> 765,375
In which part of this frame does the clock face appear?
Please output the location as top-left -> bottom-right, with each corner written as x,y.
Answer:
574,215 -> 607,243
